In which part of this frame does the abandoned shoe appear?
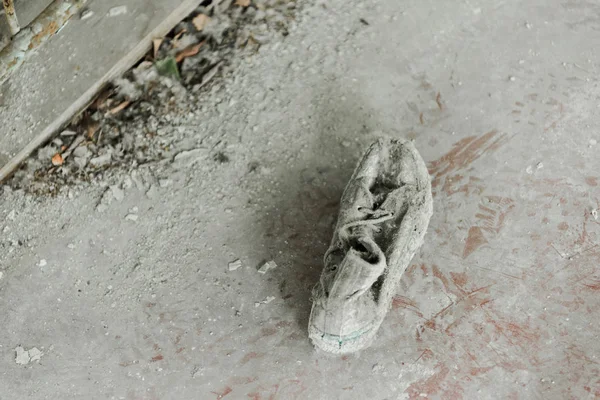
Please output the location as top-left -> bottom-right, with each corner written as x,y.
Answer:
308,137 -> 433,353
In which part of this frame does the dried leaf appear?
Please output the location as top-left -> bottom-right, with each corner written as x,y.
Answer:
85,120 -> 100,139
192,14 -> 210,31
172,29 -> 188,49
51,153 -> 64,166
152,38 -> 163,59
175,42 -> 204,63
108,100 -> 131,115
235,0 -> 251,6
92,89 -> 113,110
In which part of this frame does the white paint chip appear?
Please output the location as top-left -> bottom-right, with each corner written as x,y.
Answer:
14,346 -> 43,365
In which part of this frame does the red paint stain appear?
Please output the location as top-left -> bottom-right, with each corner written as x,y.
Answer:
505,323 -> 540,343
240,352 -> 264,365
450,272 -> 468,287
414,348 -> 434,363
558,222 -> 569,231
470,366 -> 494,376
150,354 -> 163,362
582,280 -> 600,291
585,176 -> 597,186
405,362 -> 458,400
212,386 -> 233,399
463,196 -> 515,258
428,130 -> 509,189
261,327 -> 277,336
275,321 -> 293,328
463,226 -> 488,258
392,296 -> 424,317
441,175 -> 484,197
229,376 -> 258,385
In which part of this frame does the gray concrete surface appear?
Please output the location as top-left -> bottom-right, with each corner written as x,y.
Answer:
1,0 -> 599,399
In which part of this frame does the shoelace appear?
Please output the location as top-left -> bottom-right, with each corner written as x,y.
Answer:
324,206 -> 394,263
341,206 -> 395,235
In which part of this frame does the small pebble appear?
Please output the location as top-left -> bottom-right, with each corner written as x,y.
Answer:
258,260 -> 277,274
80,9 -> 94,20
108,6 -> 127,16
125,214 -> 139,222
228,259 -> 242,271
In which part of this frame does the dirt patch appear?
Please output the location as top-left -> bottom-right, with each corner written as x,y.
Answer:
7,0 -> 298,195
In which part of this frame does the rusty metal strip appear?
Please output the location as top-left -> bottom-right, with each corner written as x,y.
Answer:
2,0 -> 20,35
0,0 -> 83,86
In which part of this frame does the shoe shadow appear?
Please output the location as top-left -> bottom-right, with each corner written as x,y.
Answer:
255,80 -> 381,333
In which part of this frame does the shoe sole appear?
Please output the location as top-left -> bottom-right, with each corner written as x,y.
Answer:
308,137 -> 433,354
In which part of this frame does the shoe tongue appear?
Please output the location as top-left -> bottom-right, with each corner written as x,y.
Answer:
328,238 -> 386,301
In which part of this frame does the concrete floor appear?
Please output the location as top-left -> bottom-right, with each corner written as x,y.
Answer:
1,0 -> 599,399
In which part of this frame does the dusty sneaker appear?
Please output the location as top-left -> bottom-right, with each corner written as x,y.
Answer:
308,137 -> 433,353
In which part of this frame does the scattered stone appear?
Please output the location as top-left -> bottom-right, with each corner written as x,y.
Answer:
536,162 -> 544,170
38,259 -> 47,267
67,243 -> 76,249
257,260 -> 277,274
0,271 -> 4,280
7,210 -> 16,220
254,295 -> 276,307
131,171 -> 145,191
111,186 -> 125,202
15,346 -> 30,365
28,347 -> 43,362
372,363 -> 385,373
526,165 -> 533,174
89,153 -> 112,168
80,9 -> 94,20
125,214 -> 139,222
173,148 -> 207,167
60,129 -> 77,137
592,209 -> 598,221
159,179 -> 172,188
228,259 -> 242,271
146,185 -> 159,199
108,6 -> 127,16
96,187 -> 115,212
